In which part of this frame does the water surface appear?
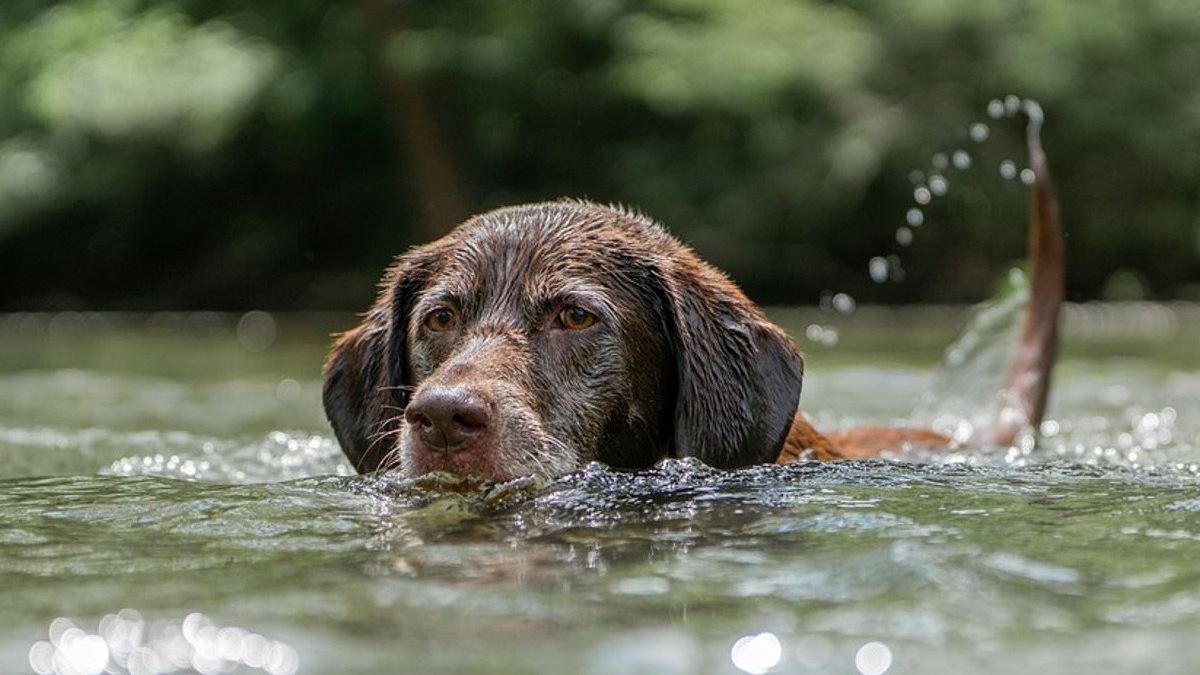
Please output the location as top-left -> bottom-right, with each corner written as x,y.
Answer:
2,306 -> 1199,675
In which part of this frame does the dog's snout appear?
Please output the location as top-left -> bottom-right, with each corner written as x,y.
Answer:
404,385 -> 491,452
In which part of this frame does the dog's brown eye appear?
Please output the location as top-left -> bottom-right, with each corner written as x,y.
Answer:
425,308 -> 457,332
559,307 -> 598,330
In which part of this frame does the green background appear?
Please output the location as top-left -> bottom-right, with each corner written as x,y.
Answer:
1,0 -> 1197,310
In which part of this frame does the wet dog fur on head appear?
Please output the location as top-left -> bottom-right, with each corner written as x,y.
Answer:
322,200 -> 803,480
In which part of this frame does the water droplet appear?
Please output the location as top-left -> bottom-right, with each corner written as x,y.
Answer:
896,227 -> 913,246
831,292 -> 857,315
868,256 -> 889,283
952,149 -> 972,169
1022,98 -> 1044,128
908,169 -> 925,184
805,324 -> 840,346
905,208 -> 924,227
931,153 -> 949,170
999,160 -> 1017,180
986,100 -> 1005,119
1020,168 -> 1035,185
970,122 -> 991,141
1004,94 -> 1021,116
929,174 -> 948,196
913,186 -> 932,204
887,255 -> 905,282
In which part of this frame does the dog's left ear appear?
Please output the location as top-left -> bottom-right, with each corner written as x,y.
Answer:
652,251 -> 804,468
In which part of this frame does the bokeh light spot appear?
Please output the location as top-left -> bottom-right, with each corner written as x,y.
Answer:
855,641 -> 893,675
730,632 -> 782,675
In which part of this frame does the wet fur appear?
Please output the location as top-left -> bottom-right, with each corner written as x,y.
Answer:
323,201 -> 803,478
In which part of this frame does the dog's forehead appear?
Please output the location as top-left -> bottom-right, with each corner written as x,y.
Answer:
446,202 -> 661,280
412,202 -> 670,319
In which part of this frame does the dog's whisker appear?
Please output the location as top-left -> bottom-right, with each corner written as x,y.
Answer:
376,445 -> 402,473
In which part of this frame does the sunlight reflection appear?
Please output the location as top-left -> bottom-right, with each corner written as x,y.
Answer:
854,641 -> 893,675
730,632 -> 782,675
28,610 -> 298,675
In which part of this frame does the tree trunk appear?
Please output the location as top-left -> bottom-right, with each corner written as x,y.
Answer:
356,0 -> 471,240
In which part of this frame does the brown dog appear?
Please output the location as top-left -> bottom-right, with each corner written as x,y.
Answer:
323,126 -> 1062,479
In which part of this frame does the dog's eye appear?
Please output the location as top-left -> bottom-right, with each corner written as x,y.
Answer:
558,307 -> 598,330
425,308 -> 457,332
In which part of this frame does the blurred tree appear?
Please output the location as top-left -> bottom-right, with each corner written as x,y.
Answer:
0,0 -> 1197,309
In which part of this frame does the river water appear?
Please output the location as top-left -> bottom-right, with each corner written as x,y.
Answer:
1,304 -> 1198,675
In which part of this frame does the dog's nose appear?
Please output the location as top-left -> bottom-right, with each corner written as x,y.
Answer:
404,385 -> 491,452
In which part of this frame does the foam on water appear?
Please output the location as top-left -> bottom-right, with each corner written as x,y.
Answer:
0,426 -> 352,482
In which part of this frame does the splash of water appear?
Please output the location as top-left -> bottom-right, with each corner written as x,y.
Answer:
909,268 -> 1030,443
867,95 -> 1040,286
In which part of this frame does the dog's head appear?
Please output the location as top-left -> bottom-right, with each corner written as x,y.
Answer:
323,201 -> 803,480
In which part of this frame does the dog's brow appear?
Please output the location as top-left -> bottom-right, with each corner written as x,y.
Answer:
414,285 -> 464,312
528,278 -> 624,317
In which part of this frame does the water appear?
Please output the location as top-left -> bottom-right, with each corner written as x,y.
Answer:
2,307 -> 1200,675
875,96 -> 1046,292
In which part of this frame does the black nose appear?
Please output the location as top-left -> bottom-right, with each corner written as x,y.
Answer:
404,385 -> 491,452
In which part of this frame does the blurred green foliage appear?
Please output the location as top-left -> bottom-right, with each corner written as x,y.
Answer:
0,0 -> 1197,310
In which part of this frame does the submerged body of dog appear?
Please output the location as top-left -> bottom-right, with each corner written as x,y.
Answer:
324,128 -> 1062,479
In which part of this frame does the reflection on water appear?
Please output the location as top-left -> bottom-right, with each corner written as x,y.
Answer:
855,641 -> 893,675
730,631 -> 782,674
28,611 -> 298,675
105,431 -> 353,483
1,308 -> 1200,674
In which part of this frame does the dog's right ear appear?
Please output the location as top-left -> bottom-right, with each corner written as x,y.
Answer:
322,245 -> 440,473
322,313 -> 390,472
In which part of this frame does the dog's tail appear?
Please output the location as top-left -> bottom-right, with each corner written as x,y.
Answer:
976,101 -> 1064,447
780,103 -> 1064,462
